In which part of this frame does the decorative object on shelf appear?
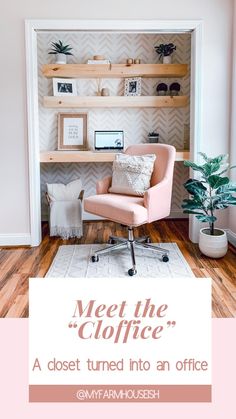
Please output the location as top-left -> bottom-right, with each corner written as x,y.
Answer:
169,82 -> 181,96
101,88 -> 110,96
58,112 -> 88,151
95,79 -> 102,96
163,56 -> 172,64
93,55 -> 105,60
126,58 -> 134,66
48,40 -> 73,64
182,153 -> 236,258
87,55 -> 110,64
148,131 -> 159,143
156,82 -> 168,96
126,58 -> 141,65
154,43 -> 176,64
87,59 -> 110,64
124,77 -> 141,96
53,78 -> 77,97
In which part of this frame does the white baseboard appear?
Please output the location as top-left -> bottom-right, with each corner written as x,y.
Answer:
0,234 -> 31,247
225,229 -> 236,247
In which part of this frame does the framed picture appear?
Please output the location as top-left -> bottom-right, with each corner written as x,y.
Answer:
124,77 -> 142,96
53,78 -> 77,96
58,113 -> 88,150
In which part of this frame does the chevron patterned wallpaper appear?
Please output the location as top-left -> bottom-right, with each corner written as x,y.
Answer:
37,32 -> 190,220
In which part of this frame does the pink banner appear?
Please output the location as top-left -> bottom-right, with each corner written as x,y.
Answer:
29,384 -> 211,402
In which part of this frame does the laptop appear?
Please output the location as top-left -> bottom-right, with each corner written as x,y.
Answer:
94,130 -> 124,151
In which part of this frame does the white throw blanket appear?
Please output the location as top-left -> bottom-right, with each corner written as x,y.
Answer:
49,200 -> 83,239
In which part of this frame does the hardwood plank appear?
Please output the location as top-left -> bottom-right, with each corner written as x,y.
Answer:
5,292 -> 28,318
43,95 -> 188,109
0,274 -> 20,313
40,150 -> 117,163
214,268 -> 236,299
200,268 -> 236,317
40,150 -> 190,163
42,63 -> 188,79
0,249 -> 25,280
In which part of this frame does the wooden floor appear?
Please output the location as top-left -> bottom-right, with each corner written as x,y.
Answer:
0,220 -> 235,318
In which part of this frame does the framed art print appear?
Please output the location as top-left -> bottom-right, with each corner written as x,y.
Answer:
58,113 -> 88,150
53,78 -> 77,96
124,77 -> 142,96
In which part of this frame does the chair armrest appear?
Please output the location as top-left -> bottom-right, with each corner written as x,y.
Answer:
78,189 -> 85,201
96,176 -> 112,194
144,178 -> 173,223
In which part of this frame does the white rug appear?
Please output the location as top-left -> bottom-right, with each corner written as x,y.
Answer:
46,243 -> 195,278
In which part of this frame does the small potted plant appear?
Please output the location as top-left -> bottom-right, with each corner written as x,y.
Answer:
48,40 -> 73,64
182,153 -> 236,258
148,131 -> 159,143
154,43 -> 176,64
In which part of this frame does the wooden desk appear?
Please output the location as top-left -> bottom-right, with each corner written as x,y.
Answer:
40,150 -> 190,163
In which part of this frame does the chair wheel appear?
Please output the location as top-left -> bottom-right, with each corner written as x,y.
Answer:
108,238 -> 115,244
145,237 -> 151,243
162,255 -> 169,262
128,268 -> 137,276
91,255 -> 99,263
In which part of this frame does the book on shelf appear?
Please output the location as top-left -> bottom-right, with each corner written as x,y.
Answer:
87,60 -> 110,64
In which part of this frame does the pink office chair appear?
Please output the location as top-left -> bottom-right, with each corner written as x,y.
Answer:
84,144 -> 176,276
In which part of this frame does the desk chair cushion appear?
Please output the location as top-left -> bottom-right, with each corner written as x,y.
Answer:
84,193 -> 148,226
109,153 -> 156,196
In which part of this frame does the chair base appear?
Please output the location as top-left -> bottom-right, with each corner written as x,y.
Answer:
91,227 -> 169,276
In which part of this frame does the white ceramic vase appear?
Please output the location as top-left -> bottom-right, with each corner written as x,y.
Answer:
56,53 -> 67,64
163,55 -> 172,64
199,228 -> 228,258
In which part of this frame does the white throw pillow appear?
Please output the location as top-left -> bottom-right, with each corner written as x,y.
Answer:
109,154 -> 156,196
46,178 -> 82,201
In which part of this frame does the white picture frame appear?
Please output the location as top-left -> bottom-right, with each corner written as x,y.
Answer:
53,78 -> 77,96
124,77 -> 142,96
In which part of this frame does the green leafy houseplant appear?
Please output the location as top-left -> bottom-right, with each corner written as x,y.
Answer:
154,43 -> 176,60
182,153 -> 236,235
148,131 -> 159,143
48,40 -> 73,56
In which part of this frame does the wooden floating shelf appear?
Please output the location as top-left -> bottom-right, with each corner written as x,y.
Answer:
43,95 -> 188,109
40,150 -> 190,163
42,63 -> 188,79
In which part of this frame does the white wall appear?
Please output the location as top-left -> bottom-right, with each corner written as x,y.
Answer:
0,0 -> 234,245
229,0 -> 236,243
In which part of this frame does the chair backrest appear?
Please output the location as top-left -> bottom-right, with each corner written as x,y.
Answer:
125,143 -> 176,187
125,144 -> 176,222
